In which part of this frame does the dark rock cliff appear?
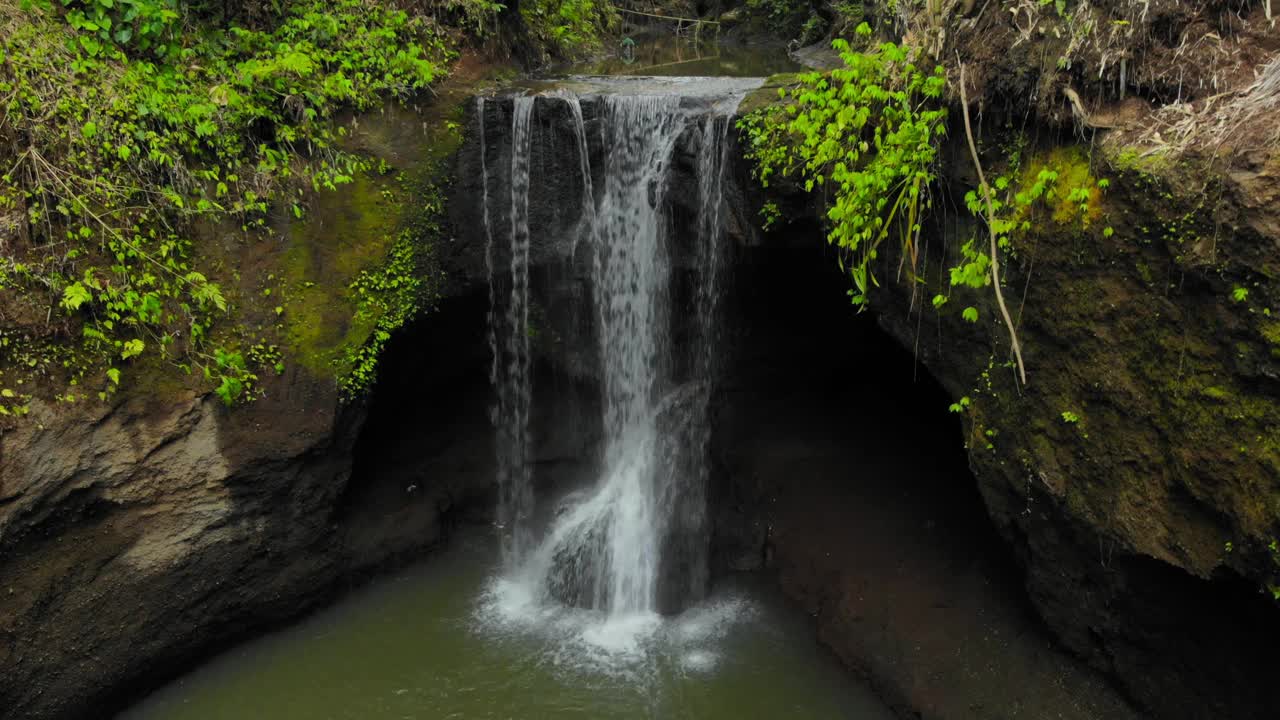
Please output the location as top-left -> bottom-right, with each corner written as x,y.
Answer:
726,11 -> 1280,714
0,319 -> 502,720
0,370 -> 356,718
862,137 -> 1280,719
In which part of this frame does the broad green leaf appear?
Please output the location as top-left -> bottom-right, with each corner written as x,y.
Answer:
61,282 -> 93,311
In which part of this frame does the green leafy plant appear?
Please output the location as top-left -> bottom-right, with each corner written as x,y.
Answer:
759,200 -> 783,229
520,0 -> 613,56
739,24 -> 947,308
22,0 -> 181,58
945,149 -> 1104,304
340,231 -> 424,395
208,348 -> 253,406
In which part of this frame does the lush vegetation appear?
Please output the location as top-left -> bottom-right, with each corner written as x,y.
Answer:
0,0 -> 499,415
742,0 -> 864,47
521,0 -> 615,56
739,24 -> 947,307
740,25 -> 1110,328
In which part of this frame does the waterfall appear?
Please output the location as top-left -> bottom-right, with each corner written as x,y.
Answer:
562,93 -> 596,257
481,82 -> 756,629
534,95 -> 686,615
482,96 -> 537,565
679,113 -> 734,602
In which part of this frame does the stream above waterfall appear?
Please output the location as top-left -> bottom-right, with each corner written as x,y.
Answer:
558,34 -> 803,78
120,528 -> 895,720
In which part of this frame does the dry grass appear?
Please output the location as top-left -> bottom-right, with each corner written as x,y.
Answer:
1121,51 -> 1280,159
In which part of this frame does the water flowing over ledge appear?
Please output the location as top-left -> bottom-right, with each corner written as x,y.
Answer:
475,77 -> 756,662
516,75 -> 766,102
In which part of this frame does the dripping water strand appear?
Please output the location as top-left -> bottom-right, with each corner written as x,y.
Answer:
695,113 -> 730,380
683,113 -> 734,601
486,96 -> 538,566
478,96 -> 509,562
479,96 -> 499,429
562,93 -> 597,259
506,96 -> 536,563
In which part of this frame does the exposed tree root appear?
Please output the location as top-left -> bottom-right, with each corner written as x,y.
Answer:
958,60 -> 1028,386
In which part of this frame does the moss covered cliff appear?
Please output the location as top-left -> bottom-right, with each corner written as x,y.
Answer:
0,0 -> 616,420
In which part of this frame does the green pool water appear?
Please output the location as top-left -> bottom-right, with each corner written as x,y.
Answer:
120,529 -> 893,719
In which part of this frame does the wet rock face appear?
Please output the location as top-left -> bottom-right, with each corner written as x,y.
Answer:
708,245 -> 1147,720
721,69 -> 1280,714
724,129 -> 1280,717
650,382 -> 712,614
543,490 -> 610,609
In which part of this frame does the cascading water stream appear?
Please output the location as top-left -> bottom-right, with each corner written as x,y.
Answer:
533,95 -> 688,617
559,92 -> 597,257
481,81 -> 759,654
678,113 -> 734,601
481,96 -> 537,566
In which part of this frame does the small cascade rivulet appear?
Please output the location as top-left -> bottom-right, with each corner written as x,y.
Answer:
476,78 -> 756,655
480,95 -> 536,563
